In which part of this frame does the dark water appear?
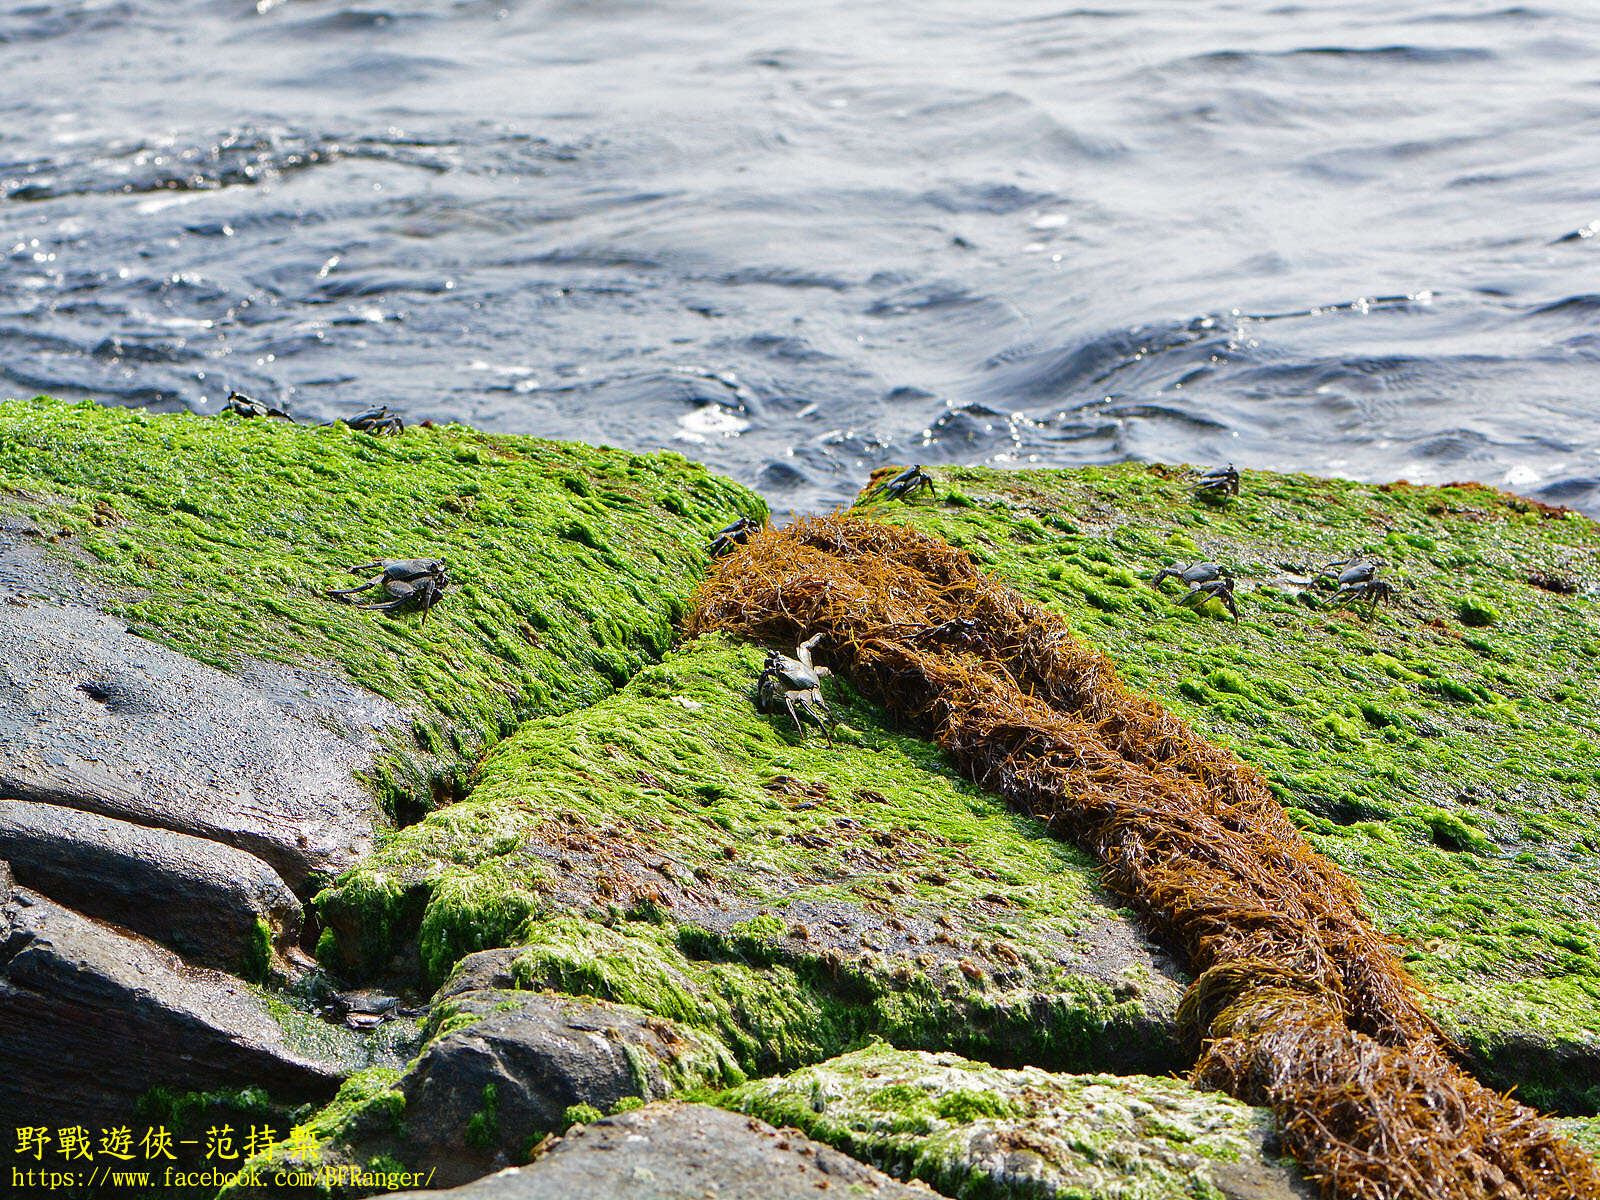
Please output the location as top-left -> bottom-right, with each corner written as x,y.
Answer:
4,1 -> 1599,516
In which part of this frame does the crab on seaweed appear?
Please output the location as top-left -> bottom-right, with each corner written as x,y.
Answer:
1151,561 -> 1238,620
756,633 -> 835,745
1313,553 -> 1395,617
1314,552 -> 1385,588
320,406 -> 405,435
344,406 -> 405,435
1329,574 -> 1396,616
1188,463 -> 1240,499
326,558 -> 450,623
222,391 -> 295,421
865,465 -> 935,503
708,515 -> 761,557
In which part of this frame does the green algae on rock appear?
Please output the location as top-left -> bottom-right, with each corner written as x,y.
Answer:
0,396 -> 763,815
316,636 -> 1187,1076
723,1043 -> 1311,1200
854,463 -> 1600,1111
223,987 -> 746,1196
216,1067 -> 407,1200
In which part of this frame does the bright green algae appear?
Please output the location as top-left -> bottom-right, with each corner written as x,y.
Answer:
855,463 -> 1600,1111
317,637 -> 1178,1077
722,1043 -> 1300,1200
0,396 -> 763,812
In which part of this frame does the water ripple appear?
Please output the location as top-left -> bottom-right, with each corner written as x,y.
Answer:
0,0 -> 1597,517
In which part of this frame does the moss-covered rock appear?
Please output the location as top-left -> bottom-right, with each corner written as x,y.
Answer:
224,988 -> 744,1196
0,396 -> 763,815
854,463 -> 1600,1111
722,1043 -> 1311,1199
0,396 -> 766,1193
216,1067 -> 408,1199
317,637 -> 1187,1075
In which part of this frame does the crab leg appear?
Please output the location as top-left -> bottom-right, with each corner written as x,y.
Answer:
326,575 -> 383,597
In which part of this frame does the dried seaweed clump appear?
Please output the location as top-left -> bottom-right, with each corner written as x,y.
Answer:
687,514 -> 1599,1200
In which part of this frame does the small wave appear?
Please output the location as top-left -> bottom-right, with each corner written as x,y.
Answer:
1414,429 -> 1492,459
317,273 -> 457,300
1100,402 -> 1230,432
918,182 -> 1057,216
985,321 -> 1219,401
1285,44 -> 1496,63
90,335 -> 200,365
0,1 -> 137,46
1155,41 -> 1496,83
1525,294 -> 1600,317
757,460 -> 810,490
1536,476 -> 1599,504
255,9 -> 412,36
865,285 -> 997,318
1398,7 -> 1553,25
0,126 -> 453,203
711,266 -> 853,291
738,334 -> 837,365
922,402 -> 1016,452
1550,221 -> 1599,244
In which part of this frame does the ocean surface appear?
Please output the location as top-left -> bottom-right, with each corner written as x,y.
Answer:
3,0 -> 1598,517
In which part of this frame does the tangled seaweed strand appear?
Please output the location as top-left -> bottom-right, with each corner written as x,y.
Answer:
687,515 -> 1600,1200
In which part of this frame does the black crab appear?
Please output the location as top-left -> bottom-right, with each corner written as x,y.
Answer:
1151,560 -> 1238,620
866,465 -> 936,503
326,558 -> 451,623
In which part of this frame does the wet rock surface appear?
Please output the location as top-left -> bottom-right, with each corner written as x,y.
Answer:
0,884 -> 348,1129
386,1103 -> 935,1200
0,798 -> 301,973
0,534 -> 392,892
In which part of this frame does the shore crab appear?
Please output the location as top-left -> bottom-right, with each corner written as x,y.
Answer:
867,465 -> 935,503
1188,463 -> 1240,498
1151,561 -> 1238,619
1314,553 -> 1386,589
1151,561 -> 1228,589
1330,574 -> 1395,615
326,558 -> 450,623
757,633 -> 835,745
223,391 -> 295,421
1181,574 -> 1238,619
344,406 -> 405,435
708,516 -> 760,557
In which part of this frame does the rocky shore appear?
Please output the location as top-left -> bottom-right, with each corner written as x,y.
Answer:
2,395 -> 1597,1197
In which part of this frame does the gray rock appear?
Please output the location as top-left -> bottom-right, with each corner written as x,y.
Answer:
0,798 -> 301,974
0,536 -> 396,889
433,948 -> 523,1000
0,885 -> 345,1128
387,1103 -> 934,1199
396,990 -> 741,1187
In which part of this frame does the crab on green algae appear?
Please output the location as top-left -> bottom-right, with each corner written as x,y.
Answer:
855,462 -> 1600,1110
0,396 -> 764,817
